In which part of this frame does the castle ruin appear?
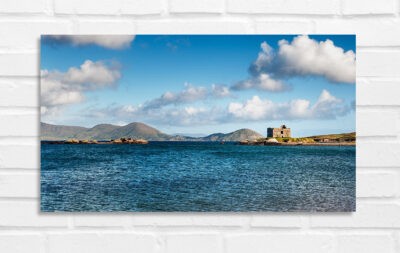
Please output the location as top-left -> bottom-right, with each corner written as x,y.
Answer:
267,125 -> 291,138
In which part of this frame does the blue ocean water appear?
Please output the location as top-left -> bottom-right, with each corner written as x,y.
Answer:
41,142 -> 355,212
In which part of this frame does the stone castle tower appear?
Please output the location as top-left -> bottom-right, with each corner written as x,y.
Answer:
267,125 -> 291,138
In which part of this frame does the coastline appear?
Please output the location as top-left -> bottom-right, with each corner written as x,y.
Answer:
239,141 -> 355,146
41,140 -> 355,146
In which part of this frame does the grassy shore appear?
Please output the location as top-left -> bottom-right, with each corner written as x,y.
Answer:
240,132 -> 356,146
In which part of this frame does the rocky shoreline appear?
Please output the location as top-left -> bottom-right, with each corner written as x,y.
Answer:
239,141 -> 355,146
41,137 -> 355,146
42,137 -> 149,145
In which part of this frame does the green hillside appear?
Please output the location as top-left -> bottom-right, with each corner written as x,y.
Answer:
41,122 -> 264,142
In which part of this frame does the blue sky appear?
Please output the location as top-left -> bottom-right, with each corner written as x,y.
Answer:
41,35 -> 355,137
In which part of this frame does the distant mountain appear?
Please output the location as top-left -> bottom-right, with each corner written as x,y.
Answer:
105,122 -> 171,140
41,122 -> 264,142
74,124 -> 119,140
41,122 -> 88,141
201,129 -> 263,142
41,122 -> 171,141
173,133 -> 206,138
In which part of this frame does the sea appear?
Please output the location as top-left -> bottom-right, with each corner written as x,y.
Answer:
41,142 -> 355,212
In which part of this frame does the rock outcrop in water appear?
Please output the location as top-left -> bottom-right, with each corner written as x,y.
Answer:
111,138 -> 148,144
55,138 -> 148,145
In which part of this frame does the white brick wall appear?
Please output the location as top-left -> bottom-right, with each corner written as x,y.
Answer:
0,0 -> 399,252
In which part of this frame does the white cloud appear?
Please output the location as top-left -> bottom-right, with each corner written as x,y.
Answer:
211,84 -> 231,97
84,90 -> 350,127
120,105 -> 137,113
253,41 -> 274,71
312,89 -> 348,118
85,103 -> 223,127
184,106 -> 206,116
288,99 -> 310,118
62,60 -> 121,87
80,82 -> 232,126
143,83 -> 231,110
232,73 -> 288,92
143,83 -> 208,110
250,35 -> 355,84
114,121 -> 128,126
228,96 -> 274,120
41,60 -> 121,117
48,35 -> 135,50
228,89 -> 350,121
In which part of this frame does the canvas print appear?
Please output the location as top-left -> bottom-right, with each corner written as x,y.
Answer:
40,35 -> 356,212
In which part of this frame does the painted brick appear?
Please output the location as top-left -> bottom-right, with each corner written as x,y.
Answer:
0,0 -> 47,14
54,0 -> 120,15
0,113 -> 39,136
0,173 -> 38,198
227,0 -> 340,15
357,78 -> 400,105
357,110 -> 397,137
0,234 -> 45,253
166,234 -> 222,253
342,0 -> 395,15
310,203 -> 400,228
357,172 -> 398,198
131,214 -> 249,227
0,201 -> 68,227
47,233 -> 157,253
1,1 -> 400,252
357,143 -> 400,167
250,214 -> 303,227
54,0 -> 163,15
357,50 -> 400,78
0,145 -> 39,169
225,234 -> 333,253
255,20 -> 314,34
170,0 -> 225,13
135,20 -> 253,34
73,214 -> 131,227
314,18 -> 400,47
120,0 -> 164,15
0,78 -> 38,107
76,20 -> 136,34
0,21 -> 73,50
336,234 -> 396,253
0,53 -> 38,76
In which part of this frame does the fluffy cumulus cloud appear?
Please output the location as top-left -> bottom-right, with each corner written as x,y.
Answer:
228,89 -> 351,121
231,73 -> 288,92
251,35 -> 356,84
47,35 -> 135,50
235,35 -> 356,92
41,60 -> 121,117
